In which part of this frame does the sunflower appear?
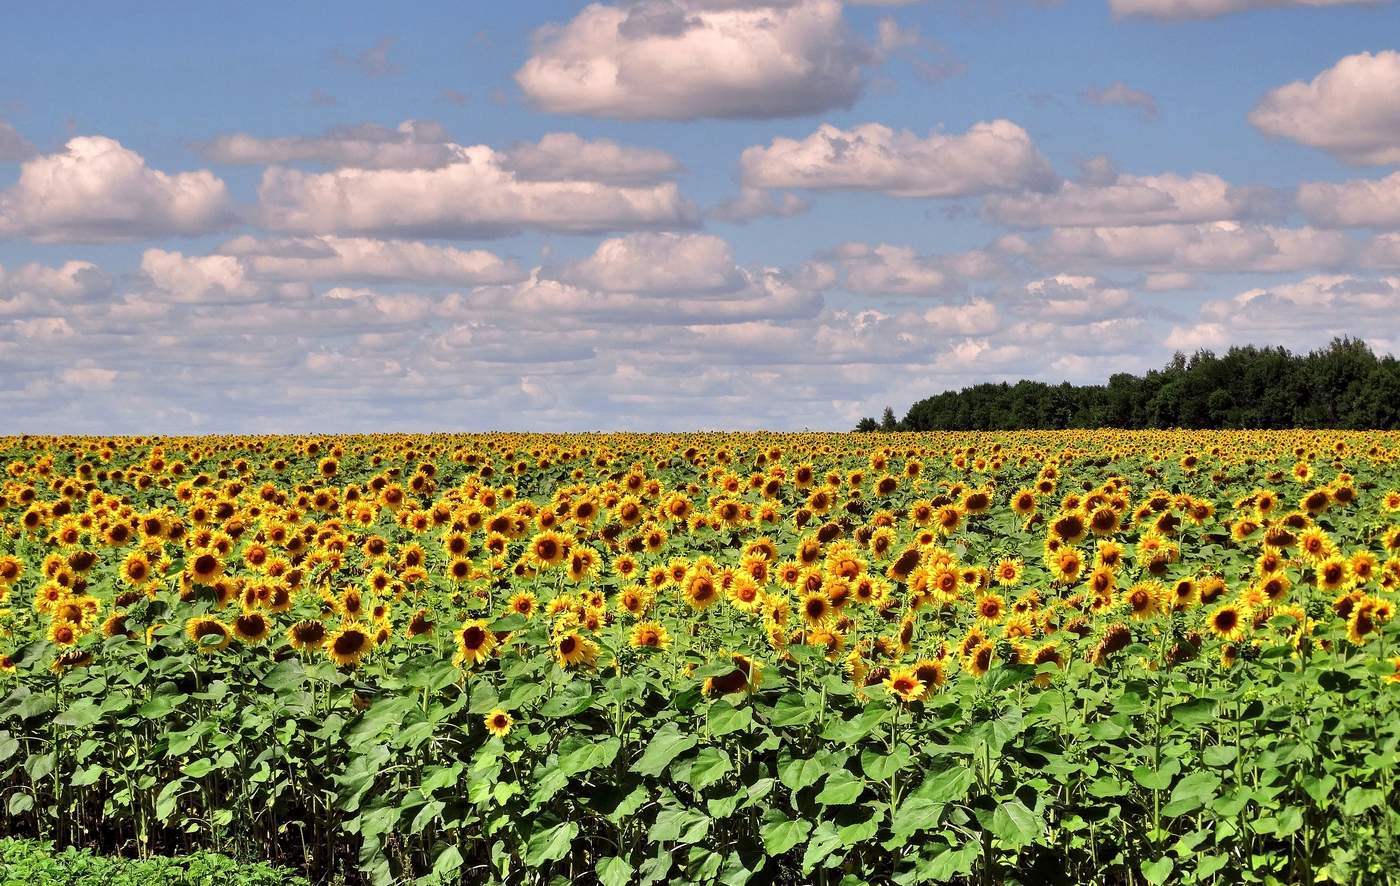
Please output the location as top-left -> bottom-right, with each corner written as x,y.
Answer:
703,653 -> 763,696
1347,604 -> 1377,645
232,612 -> 271,645
527,530 -> 569,568
326,623 -> 374,667
1124,581 -> 1164,620
912,658 -> 946,692
976,592 -> 1006,624
727,575 -> 764,612
1052,547 -> 1084,585
993,558 -> 1023,586
800,590 -> 832,628
1316,556 -> 1351,593
454,619 -> 497,667
189,550 -> 223,585
1010,489 -> 1038,517
484,709 -> 513,738
288,619 -> 327,651
555,631 -> 598,669
683,571 -> 720,610
884,667 -> 925,703
964,640 -> 995,678
629,621 -> 671,650
185,616 -> 231,653
47,620 -> 80,647
1207,603 -> 1245,642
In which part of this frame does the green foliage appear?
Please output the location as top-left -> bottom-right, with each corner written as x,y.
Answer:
0,839 -> 306,886
857,338 -> 1400,431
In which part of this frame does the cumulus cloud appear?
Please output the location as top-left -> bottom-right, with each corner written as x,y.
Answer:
710,187 -> 810,222
1004,221 -> 1356,273
0,260 -> 110,300
1023,274 -> 1134,319
1167,274 -> 1400,353
498,133 -> 681,185
139,249 -> 310,304
0,122 -> 36,162
1111,0 -> 1377,20
257,143 -> 698,238
216,235 -> 526,285
0,136 -> 233,242
549,232 -> 744,293
804,242 -> 1000,295
1250,50 -> 1400,166
740,119 -> 1056,198
515,0 -> 877,120
1082,82 -> 1158,120
198,120 -> 456,170
1298,170 -> 1400,229
985,171 -> 1282,227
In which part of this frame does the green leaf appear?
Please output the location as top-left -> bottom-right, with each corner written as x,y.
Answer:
920,841 -> 979,882
890,798 -> 945,841
54,698 -> 103,729
708,700 -> 753,736
635,723 -> 699,777
1141,857 -> 1173,885
778,755 -> 826,793
525,820 -> 579,867
430,845 -> 463,880
688,747 -> 732,792
1169,697 -> 1216,726
539,682 -> 594,718
1343,786 -> 1383,817
1166,771 -> 1220,816
1201,745 -> 1237,768
8,793 -> 33,815
815,770 -> 864,806
986,799 -> 1041,849
860,746 -> 909,781
912,766 -> 976,804
801,821 -> 843,875
597,857 -> 634,886
1132,759 -> 1180,791
770,692 -> 816,727
762,813 -> 812,856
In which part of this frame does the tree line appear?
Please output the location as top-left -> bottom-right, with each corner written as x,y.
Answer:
856,338 -> 1400,431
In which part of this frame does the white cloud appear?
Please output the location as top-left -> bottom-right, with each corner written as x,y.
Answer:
498,133 -> 681,185
198,120 -> 457,169
217,235 -> 526,285
0,122 -> 36,162
257,143 -> 698,237
1250,50 -> 1400,166
0,136 -> 232,242
1023,274 -> 1134,319
985,171 -> 1280,227
1298,170 -> 1400,228
740,119 -> 1056,198
1111,0 -> 1377,20
711,186 -> 810,222
515,0 -> 875,120
60,364 -> 118,388
550,232 -> 744,293
140,249 -> 310,304
1082,82 -> 1158,120
1009,221 -> 1355,272
0,260 -> 109,299
1168,274 -> 1400,353
812,242 -> 958,295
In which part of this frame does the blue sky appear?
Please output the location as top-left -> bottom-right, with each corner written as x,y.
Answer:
2,0 -> 1399,432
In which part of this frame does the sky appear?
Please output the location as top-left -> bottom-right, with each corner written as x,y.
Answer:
2,0 -> 1400,433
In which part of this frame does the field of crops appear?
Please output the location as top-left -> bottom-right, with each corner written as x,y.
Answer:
1,432 -> 1398,885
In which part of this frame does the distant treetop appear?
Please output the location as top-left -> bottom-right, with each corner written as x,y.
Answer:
856,338 -> 1400,431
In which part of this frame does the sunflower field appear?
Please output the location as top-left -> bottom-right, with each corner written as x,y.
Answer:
1,431 -> 1398,885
